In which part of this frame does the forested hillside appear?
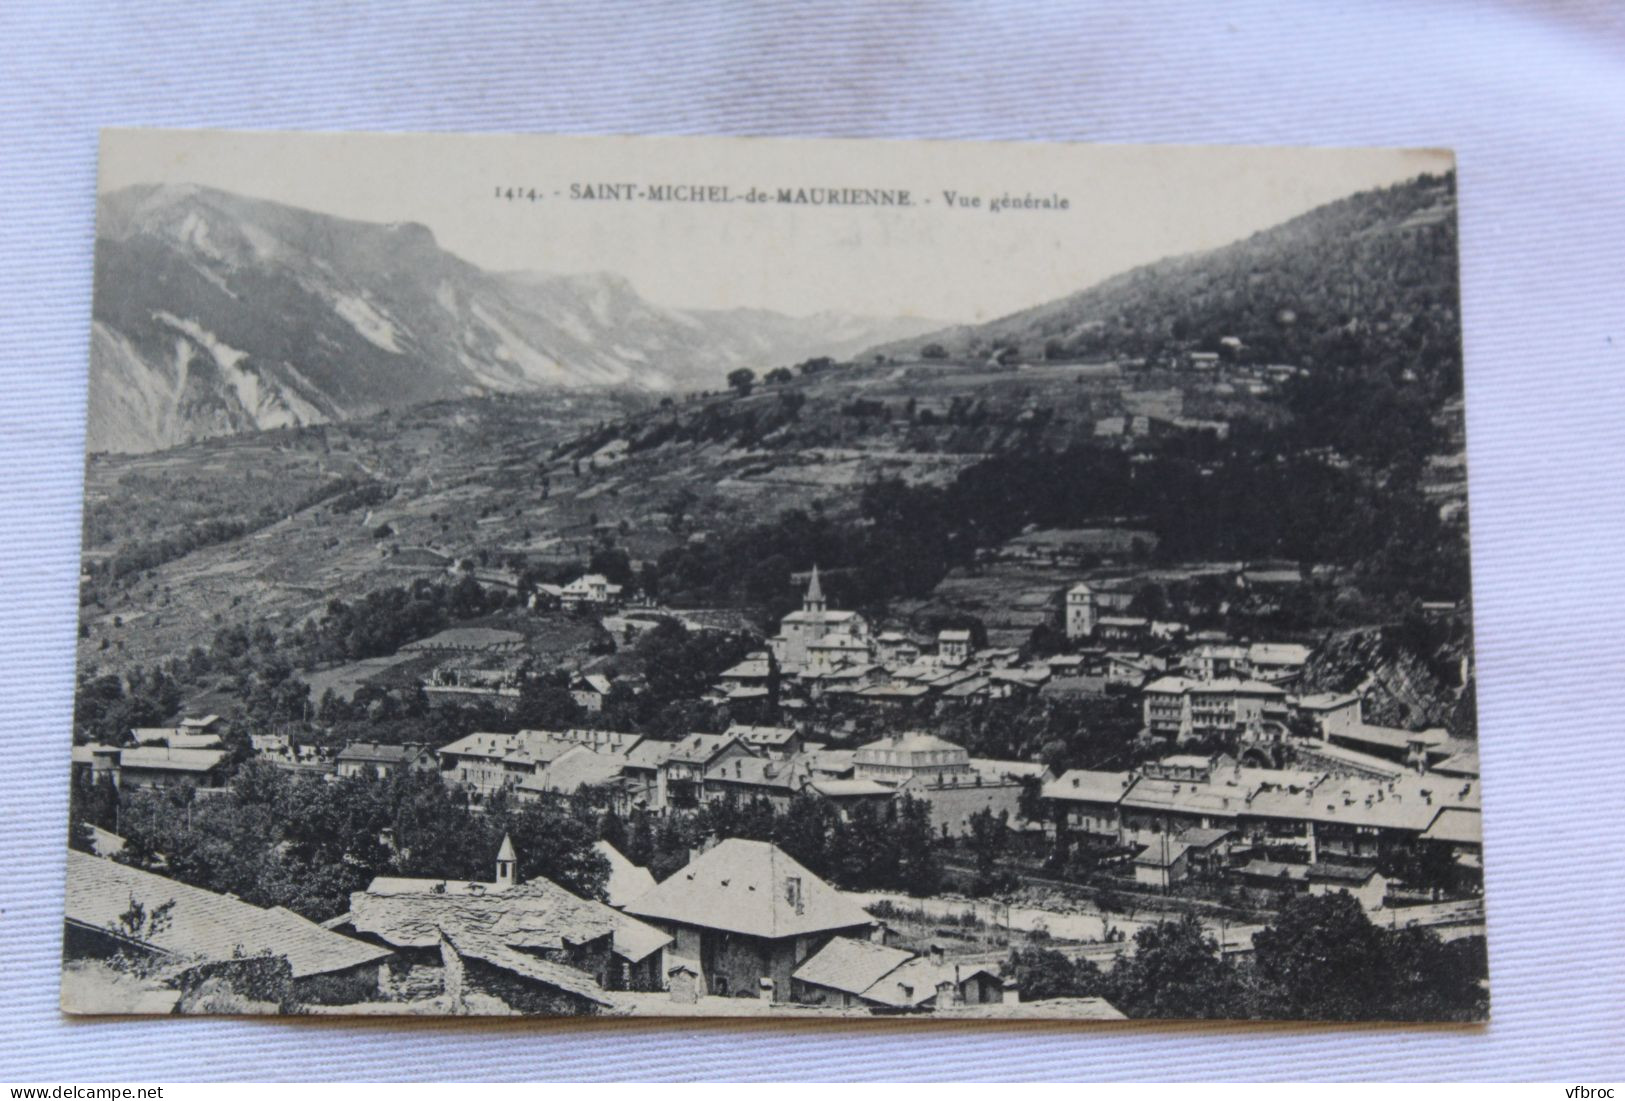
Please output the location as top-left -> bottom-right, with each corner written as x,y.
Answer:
875,172 -> 1461,395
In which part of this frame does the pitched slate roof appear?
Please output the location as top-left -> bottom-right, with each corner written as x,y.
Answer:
1420,806 -> 1482,845
336,741 -> 426,764
593,841 -> 656,909
859,955 -> 1004,1008
1133,840 -> 1195,867
624,839 -> 872,940
518,747 -> 629,796
116,746 -> 227,773
440,928 -> 612,1007
64,851 -> 390,979
348,872 -> 670,963
704,754 -> 812,793
792,937 -> 913,997
623,739 -> 675,771
666,731 -> 746,766
1042,769 -> 1138,805
727,724 -> 798,747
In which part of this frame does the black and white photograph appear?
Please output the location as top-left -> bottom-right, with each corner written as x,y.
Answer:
62,128 -> 1486,1023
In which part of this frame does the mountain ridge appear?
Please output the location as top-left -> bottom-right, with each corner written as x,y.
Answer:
87,184 -> 940,453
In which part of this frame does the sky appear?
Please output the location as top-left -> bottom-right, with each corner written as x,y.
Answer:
99,129 -> 1451,322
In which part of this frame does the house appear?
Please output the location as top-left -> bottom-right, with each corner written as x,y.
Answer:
937,629 -> 972,667
1178,826 -> 1234,875
438,731 -> 540,801
63,850 -> 392,1010
853,732 -> 974,787
1246,642 -> 1312,682
717,655 -> 776,694
1182,643 -> 1249,681
569,673 -> 614,713
516,746 -> 629,806
1041,769 -> 1138,839
703,754 -> 813,813
179,714 -> 224,734
873,632 -> 920,667
663,731 -> 757,809
338,834 -> 671,1003
807,778 -> 897,820
621,739 -> 675,812
1306,863 -> 1388,910
1239,773 -> 1480,865
792,939 -> 1005,1010
70,743 -> 123,785
1107,652 -> 1164,688
1141,675 -> 1288,741
769,567 -> 872,676
727,724 -> 802,759
559,573 -> 624,610
1096,616 -> 1151,643
852,732 -> 1025,837
1293,692 -> 1363,736
1133,838 -> 1194,889
116,746 -> 230,790
336,741 -> 436,780
622,838 -> 873,999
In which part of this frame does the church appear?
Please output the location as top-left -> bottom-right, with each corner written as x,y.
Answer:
769,566 -> 872,675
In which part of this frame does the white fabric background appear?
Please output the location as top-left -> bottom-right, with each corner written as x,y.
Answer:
2,0 -> 1622,1082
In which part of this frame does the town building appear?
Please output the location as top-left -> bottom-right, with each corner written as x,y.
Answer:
621,739 -> 675,812
852,731 -> 975,788
116,745 -> 230,790
623,838 -> 873,999
336,741 -> 436,780
558,573 -> 624,610
727,724 -> 802,759
663,731 -> 757,809
515,746 -> 630,806
702,754 -> 814,813
569,673 -> 614,713
1041,769 -> 1139,838
937,629 -> 972,667
1141,675 -> 1288,741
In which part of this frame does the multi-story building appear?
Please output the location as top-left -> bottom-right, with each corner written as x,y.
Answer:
1141,675 -> 1288,741
852,732 -> 975,788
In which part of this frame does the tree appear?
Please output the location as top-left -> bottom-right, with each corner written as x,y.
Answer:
1002,946 -> 1103,1001
920,342 -> 949,360
764,366 -> 794,385
726,368 -> 756,396
1250,892 -> 1392,1020
967,809 -> 1015,896
1105,913 -> 1245,1019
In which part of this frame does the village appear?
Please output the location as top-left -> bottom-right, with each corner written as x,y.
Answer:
65,556 -> 1484,1018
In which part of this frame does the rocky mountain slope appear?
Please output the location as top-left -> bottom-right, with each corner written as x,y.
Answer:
87,184 -> 938,453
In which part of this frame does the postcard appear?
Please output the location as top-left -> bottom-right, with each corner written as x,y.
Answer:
64,129 -> 1483,1021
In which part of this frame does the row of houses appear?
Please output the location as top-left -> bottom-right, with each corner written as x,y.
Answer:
1042,750 -> 1483,903
435,725 -> 1041,838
